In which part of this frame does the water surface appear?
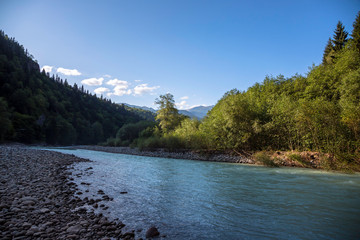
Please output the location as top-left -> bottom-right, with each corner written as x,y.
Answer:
45,148 -> 360,239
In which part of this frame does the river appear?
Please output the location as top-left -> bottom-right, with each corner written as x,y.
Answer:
45,148 -> 360,239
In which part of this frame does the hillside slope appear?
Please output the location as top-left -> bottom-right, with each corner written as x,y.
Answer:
0,31 -> 142,145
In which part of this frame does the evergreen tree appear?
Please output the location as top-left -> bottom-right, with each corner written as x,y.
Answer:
352,11 -> 360,52
332,21 -> 348,51
322,38 -> 334,64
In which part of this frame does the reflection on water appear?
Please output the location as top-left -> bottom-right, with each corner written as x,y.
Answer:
45,148 -> 360,240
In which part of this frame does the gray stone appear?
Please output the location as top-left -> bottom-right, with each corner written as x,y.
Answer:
146,227 -> 160,238
66,224 -> 82,234
39,208 -> 50,213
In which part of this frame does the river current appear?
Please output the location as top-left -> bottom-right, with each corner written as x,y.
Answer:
45,148 -> 360,239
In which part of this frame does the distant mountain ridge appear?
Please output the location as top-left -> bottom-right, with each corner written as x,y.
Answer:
121,103 -> 213,119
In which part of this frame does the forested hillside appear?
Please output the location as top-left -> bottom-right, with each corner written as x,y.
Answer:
133,13 -> 360,170
0,30 -> 143,145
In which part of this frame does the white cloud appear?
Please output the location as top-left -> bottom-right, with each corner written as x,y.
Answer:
177,100 -> 190,110
106,79 -> 129,89
41,65 -> 53,73
94,87 -> 110,95
103,74 -> 112,78
81,77 -> 104,86
108,85 -> 132,96
180,96 -> 189,100
134,79 -> 142,82
56,67 -> 81,76
133,84 -> 160,96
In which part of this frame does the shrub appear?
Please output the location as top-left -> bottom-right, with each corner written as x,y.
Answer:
288,153 -> 310,166
254,152 -> 279,167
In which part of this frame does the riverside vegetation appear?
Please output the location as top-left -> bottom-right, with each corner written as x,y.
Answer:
1,13 -> 360,172
106,13 -> 360,172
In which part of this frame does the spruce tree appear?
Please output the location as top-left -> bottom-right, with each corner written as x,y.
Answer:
332,21 -> 348,51
352,11 -> 360,52
322,38 -> 334,64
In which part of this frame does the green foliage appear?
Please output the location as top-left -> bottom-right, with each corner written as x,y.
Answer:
171,118 -> 207,149
288,153 -> 311,167
136,134 -> 185,151
322,38 -> 334,64
0,30 -> 143,145
155,93 -> 183,133
254,152 -> 279,167
352,11 -> 360,52
332,21 -> 348,52
149,13 -> 360,167
0,97 -> 12,141
123,104 -> 156,121
116,121 -> 156,146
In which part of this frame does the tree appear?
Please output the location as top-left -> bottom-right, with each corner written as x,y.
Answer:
0,98 -> 12,141
332,21 -> 348,52
322,38 -> 334,64
155,93 -> 181,133
352,11 -> 360,52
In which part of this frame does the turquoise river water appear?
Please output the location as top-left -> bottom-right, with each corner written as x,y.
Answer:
45,148 -> 360,239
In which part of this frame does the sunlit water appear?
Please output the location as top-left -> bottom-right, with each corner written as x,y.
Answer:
43,148 -> 360,239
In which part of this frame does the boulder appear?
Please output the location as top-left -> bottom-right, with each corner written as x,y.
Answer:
146,227 -> 160,238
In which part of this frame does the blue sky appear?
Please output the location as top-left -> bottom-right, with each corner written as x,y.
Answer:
0,0 -> 358,109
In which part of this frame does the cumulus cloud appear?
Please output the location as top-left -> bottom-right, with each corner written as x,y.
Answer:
180,96 -> 189,100
81,77 -> 104,86
41,65 -> 53,73
106,79 -> 129,88
177,100 -> 190,110
134,79 -> 142,82
133,84 -> 159,96
103,74 -> 112,78
57,67 -> 81,76
94,87 -> 110,95
108,85 -> 132,96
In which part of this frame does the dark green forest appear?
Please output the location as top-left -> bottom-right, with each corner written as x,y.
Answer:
0,30 -> 147,145
130,13 -> 360,170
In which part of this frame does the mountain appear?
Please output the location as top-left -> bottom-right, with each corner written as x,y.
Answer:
122,103 -> 156,113
122,103 -> 213,119
185,105 -> 214,119
121,103 -> 156,121
0,30 -> 142,145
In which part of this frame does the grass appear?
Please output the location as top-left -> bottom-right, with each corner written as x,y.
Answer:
288,153 -> 311,167
254,152 -> 279,167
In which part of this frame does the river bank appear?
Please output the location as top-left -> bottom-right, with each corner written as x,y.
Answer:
74,145 -> 327,169
74,145 -> 255,164
0,145 -> 136,240
74,145 -> 360,172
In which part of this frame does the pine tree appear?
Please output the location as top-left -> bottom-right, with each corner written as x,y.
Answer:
352,11 -> 360,52
332,21 -> 348,51
322,38 -> 334,64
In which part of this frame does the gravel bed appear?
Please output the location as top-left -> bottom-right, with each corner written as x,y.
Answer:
0,146 -> 137,240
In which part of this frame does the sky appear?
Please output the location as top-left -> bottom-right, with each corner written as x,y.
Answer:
0,0 -> 359,109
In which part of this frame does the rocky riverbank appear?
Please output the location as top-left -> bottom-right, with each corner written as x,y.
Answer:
0,145 -> 137,240
74,145 -> 255,164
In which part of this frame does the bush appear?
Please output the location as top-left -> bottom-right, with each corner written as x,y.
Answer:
163,135 -> 185,151
288,153 -> 310,166
136,136 -> 163,151
254,152 -> 279,167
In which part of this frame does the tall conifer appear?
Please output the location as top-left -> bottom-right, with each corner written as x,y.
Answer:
322,38 -> 334,64
332,21 -> 348,51
352,11 -> 360,52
